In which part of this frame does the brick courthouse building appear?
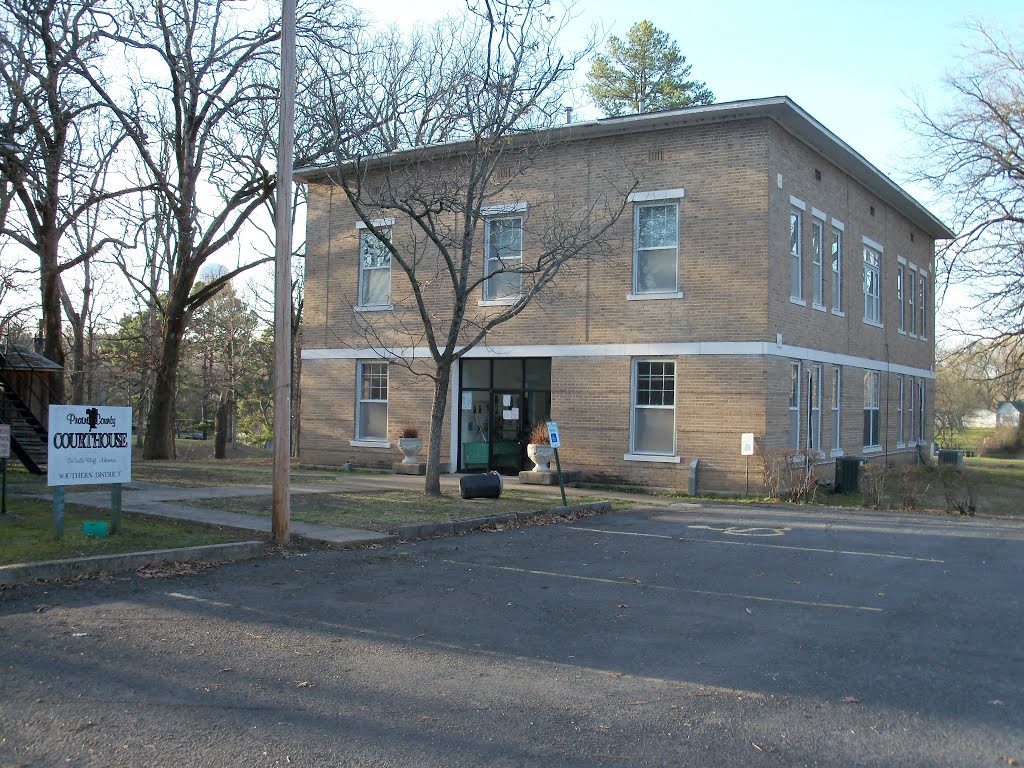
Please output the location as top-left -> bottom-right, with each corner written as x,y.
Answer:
295,97 -> 952,492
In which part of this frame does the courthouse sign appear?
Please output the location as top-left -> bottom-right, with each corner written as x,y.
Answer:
47,405 -> 132,486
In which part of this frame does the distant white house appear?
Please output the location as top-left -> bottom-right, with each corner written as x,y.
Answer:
996,401 -> 1024,428
965,408 -> 997,429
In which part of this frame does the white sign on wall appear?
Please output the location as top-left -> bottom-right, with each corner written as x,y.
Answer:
741,433 -> 755,456
47,405 -> 133,487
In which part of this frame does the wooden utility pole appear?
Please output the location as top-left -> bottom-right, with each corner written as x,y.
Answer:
272,0 -> 297,544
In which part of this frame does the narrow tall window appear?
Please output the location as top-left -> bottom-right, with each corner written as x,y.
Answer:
897,265 -> 905,333
897,375 -> 905,445
918,380 -> 926,443
908,376 -> 916,445
356,362 -> 388,441
634,204 -> 678,294
807,364 -> 822,450
831,228 -> 843,312
908,271 -> 917,335
863,371 -> 880,448
919,276 -> 927,339
832,367 -> 842,451
790,210 -> 803,301
484,216 -> 524,300
863,246 -> 881,324
632,360 -> 676,455
359,228 -> 392,307
811,219 -> 824,307
790,362 -> 801,449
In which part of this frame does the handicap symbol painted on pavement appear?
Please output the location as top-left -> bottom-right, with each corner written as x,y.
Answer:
688,524 -> 790,537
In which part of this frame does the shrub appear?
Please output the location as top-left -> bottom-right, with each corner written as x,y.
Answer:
937,466 -> 978,516
527,422 -> 550,445
400,426 -> 420,439
892,464 -> 932,511
758,448 -> 820,503
860,462 -> 887,509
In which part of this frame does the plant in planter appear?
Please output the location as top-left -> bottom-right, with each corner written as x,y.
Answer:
398,426 -> 424,465
526,422 -> 555,472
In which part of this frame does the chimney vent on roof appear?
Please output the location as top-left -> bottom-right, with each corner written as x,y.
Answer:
565,107 -> 573,124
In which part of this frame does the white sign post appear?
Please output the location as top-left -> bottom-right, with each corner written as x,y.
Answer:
740,432 -> 756,496
47,405 -> 132,538
545,421 -> 567,506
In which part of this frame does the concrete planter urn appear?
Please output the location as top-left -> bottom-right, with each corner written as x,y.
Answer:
527,443 -> 555,472
398,437 -> 424,464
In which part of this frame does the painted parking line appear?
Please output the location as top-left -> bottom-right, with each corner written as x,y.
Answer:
687,524 -> 790,537
568,526 -> 944,563
442,560 -> 884,613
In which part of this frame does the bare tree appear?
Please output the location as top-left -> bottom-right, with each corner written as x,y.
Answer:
909,23 -> 1024,352
0,0 -> 138,400
310,0 -> 635,495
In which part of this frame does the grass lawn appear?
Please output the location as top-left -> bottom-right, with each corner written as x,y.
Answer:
180,488 -> 619,531
0,497 -> 251,566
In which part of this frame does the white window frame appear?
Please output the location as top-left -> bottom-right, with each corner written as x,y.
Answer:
811,213 -> 826,310
907,268 -> 917,337
917,379 -> 926,443
862,241 -> 882,326
896,374 -> 905,447
631,202 -> 680,297
831,367 -> 842,455
807,364 -> 822,451
919,272 -> 928,340
790,361 -> 801,449
357,226 -> 393,310
353,361 -> 389,446
831,221 -> 844,315
626,359 -> 678,460
897,263 -> 905,334
790,206 -> 804,304
863,370 -> 881,450
483,215 -> 524,302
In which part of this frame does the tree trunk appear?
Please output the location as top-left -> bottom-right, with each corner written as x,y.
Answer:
39,238 -> 65,403
143,295 -> 190,460
215,391 -> 228,459
424,360 -> 452,497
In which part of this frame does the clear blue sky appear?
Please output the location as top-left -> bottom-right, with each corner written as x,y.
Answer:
353,0 -> 1021,212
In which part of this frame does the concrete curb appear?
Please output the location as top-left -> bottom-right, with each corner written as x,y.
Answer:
390,501 -> 611,541
0,540 -> 266,587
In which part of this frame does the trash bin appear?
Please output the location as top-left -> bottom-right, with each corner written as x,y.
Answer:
834,456 -> 863,493
460,471 -> 503,499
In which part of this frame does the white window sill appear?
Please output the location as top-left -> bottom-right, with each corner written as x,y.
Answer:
478,298 -> 518,307
790,296 -> 806,307
896,442 -> 905,449
862,318 -> 884,329
350,439 -> 392,449
812,302 -> 827,312
831,309 -> 845,317
898,329 -> 906,336
830,448 -> 844,458
863,446 -> 882,454
354,304 -> 394,313
623,453 -> 681,464
626,291 -> 684,301
909,333 -> 918,339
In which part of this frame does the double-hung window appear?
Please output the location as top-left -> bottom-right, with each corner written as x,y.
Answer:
831,368 -> 842,452
483,216 -> 524,301
631,360 -> 676,455
811,216 -> 825,308
909,376 -> 916,446
863,371 -> 880,448
359,226 -> 392,307
831,225 -> 843,313
908,270 -> 917,335
917,380 -> 926,443
633,203 -> 678,294
790,207 -> 803,301
863,242 -> 881,324
790,362 -> 801,449
897,374 -> 905,446
356,362 -> 388,442
919,274 -> 927,339
897,264 -> 905,333
807,364 -> 822,451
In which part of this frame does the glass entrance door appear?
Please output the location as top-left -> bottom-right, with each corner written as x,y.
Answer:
490,392 -> 523,474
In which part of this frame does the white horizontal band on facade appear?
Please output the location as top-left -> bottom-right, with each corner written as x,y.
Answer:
628,188 -> 686,202
355,217 -> 395,229
302,341 -> 935,379
481,202 -> 528,215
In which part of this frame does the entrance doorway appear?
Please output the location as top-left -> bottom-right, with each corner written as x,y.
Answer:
458,358 -> 551,474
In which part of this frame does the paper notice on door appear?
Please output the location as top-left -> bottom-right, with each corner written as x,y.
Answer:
510,407 -> 519,420
502,410 -> 514,420
461,392 -> 473,410
503,395 -> 512,406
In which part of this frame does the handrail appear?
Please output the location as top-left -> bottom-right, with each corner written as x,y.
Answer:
0,335 -> 63,429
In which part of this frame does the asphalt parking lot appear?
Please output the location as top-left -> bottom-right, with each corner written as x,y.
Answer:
1,502 -> 1022,767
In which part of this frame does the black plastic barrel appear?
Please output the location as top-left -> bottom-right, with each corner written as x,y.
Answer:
460,471 -> 503,499
834,456 -> 863,493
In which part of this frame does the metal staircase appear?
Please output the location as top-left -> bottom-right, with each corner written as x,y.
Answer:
0,341 -> 61,475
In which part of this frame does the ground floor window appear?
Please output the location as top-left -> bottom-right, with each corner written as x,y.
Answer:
632,360 -> 676,455
357,361 -> 388,441
789,362 -> 801,449
831,367 -> 841,452
863,370 -> 880,448
917,379 -> 926,443
807,364 -> 821,451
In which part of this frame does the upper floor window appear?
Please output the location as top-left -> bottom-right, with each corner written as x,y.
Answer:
634,203 -> 678,294
863,243 -> 881,325
897,264 -> 905,333
919,274 -> 927,339
359,227 -> 392,307
831,225 -> 843,313
483,216 -> 523,301
790,208 -> 803,301
908,270 -> 917,335
631,360 -> 676,455
811,216 -> 825,308
863,370 -> 881,448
